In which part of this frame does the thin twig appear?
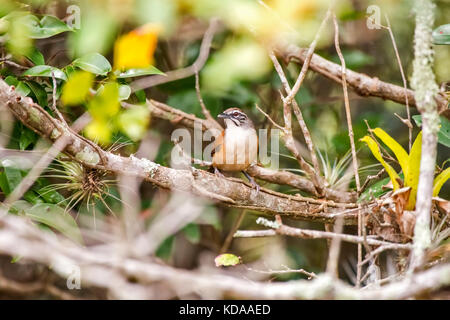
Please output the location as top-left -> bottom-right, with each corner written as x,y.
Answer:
326,215 -> 344,277
384,14 -> 413,151
235,217 -> 412,249
332,14 -> 360,192
130,18 -> 220,92
0,60 -> 27,70
268,52 -> 322,177
194,71 -> 222,129
359,168 -> 386,195
221,210 -> 246,253
254,103 -> 285,131
51,72 -> 67,125
245,265 -> 317,280
283,6 -> 334,105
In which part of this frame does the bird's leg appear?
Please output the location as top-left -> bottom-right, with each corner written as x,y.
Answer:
214,167 -> 225,178
242,171 -> 260,193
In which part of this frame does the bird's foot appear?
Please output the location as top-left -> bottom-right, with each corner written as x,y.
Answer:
214,167 -> 225,178
242,171 -> 260,194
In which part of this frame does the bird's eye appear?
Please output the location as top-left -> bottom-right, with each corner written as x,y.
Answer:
233,112 -> 239,117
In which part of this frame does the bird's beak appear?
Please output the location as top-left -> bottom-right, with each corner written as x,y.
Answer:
217,113 -> 230,119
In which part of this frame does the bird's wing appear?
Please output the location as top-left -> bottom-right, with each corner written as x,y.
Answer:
211,130 -> 225,158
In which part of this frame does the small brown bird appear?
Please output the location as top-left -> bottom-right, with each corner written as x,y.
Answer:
212,108 -> 260,191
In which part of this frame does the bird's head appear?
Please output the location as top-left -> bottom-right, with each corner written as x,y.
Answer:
218,108 -> 254,129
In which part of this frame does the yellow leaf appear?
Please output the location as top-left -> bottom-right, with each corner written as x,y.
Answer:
372,128 -> 409,179
361,135 -> 401,190
433,167 -> 450,197
117,105 -> 150,141
84,119 -> 112,145
88,82 -> 120,120
113,23 -> 160,71
406,131 -> 422,210
61,71 -> 94,106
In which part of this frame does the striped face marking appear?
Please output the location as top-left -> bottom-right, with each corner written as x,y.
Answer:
222,108 -> 248,127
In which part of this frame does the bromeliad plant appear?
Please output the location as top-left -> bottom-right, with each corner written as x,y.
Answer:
361,128 -> 450,210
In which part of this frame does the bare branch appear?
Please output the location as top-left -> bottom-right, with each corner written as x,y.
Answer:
235,217 -> 412,249
332,14 -> 360,192
276,44 -> 448,113
410,0 -> 440,270
194,71 -> 222,130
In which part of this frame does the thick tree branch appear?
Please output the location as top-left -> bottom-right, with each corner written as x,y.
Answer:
276,42 -> 448,113
410,0 -> 440,269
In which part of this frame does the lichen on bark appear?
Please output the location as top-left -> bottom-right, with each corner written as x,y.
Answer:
410,0 -> 440,268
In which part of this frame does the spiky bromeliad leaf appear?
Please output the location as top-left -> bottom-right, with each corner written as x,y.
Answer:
372,128 -> 409,178
360,135 -> 401,190
406,132 -> 422,210
433,167 -> 450,197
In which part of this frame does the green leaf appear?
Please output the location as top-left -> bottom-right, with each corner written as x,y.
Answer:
19,127 -> 37,150
15,81 -> 31,96
61,71 -> 94,106
0,159 -> 23,195
331,49 -> 375,70
115,66 -> 165,78
25,203 -> 83,244
35,187 -> 66,205
413,115 -> 450,148
23,190 -> 44,204
11,256 -> 22,263
182,223 -> 201,244
72,53 -> 112,76
23,65 -> 67,81
9,200 -> 33,215
156,236 -> 174,260
23,15 -> 72,39
432,24 -> 450,45
134,89 -> 146,103
214,253 -> 242,267
25,80 -> 48,107
0,172 -> 10,195
25,47 -> 45,65
4,75 -> 19,87
358,177 -> 391,202
4,76 -> 30,96
118,84 -> 131,101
